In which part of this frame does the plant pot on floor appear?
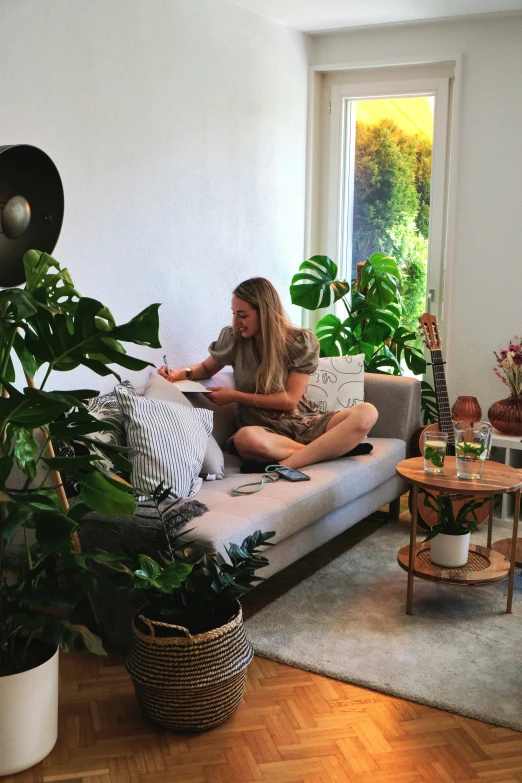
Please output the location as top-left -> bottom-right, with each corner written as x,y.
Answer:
430,532 -> 471,568
126,601 -> 253,731
0,645 -> 59,776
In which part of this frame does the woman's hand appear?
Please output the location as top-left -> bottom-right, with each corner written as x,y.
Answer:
157,366 -> 184,383
206,387 -> 239,406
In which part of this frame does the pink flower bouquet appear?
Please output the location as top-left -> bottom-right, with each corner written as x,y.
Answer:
493,339 -> 522,397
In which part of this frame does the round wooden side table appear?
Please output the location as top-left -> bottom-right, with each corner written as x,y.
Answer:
396,457 -> 522,616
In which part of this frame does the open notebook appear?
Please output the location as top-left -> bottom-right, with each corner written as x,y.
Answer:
171,379 -> 211,393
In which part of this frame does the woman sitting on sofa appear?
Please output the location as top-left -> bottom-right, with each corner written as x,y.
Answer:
158,277 -> 377,470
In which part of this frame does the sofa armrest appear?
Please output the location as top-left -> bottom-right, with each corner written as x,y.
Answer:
364,374 -> 421,447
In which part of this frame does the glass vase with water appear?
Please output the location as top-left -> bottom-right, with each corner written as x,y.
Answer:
454,421 -> 492,479
423,431 -> 448,473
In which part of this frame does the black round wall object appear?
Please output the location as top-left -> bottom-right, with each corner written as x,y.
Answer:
0,145 -> 64,287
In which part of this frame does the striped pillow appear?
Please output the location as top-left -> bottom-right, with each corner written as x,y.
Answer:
115,386 -> 213,500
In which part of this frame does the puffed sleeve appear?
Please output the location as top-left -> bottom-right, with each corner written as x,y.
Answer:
287,328 -> 320,375
208,326 -> 237,367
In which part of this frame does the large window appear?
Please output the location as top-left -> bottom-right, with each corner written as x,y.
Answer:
309,64 -> 455,337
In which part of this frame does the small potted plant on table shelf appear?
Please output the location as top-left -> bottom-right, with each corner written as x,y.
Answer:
421,491 -> 488,567
126,485 -> 275,731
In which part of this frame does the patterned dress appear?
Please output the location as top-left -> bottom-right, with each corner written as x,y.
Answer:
208,326 -> 337,445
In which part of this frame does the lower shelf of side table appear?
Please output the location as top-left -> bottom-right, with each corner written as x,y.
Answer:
397,542 -> 510,586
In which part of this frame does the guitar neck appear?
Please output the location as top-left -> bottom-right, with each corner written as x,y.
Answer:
430,348 -> 455,454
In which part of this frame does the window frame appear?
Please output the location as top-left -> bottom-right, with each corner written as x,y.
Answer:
304,57 -> 463,356
327,78 -> 450,329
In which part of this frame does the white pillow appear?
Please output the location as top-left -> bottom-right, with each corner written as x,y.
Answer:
144,373 -> 224,480
305,354 -> 365,412
115,386 -> 213,500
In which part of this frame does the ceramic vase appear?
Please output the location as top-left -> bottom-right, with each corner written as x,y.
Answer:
0,646 -> 59,776
451,396 -> 482,422
430,531 -> 470,568
487,395 -> 522,436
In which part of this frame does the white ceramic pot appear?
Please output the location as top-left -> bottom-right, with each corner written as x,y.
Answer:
0,646 -> 59,776
430,531 -> 471,568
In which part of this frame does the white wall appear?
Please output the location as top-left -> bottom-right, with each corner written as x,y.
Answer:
309,14 -> 522,415
1,0 -> 308,391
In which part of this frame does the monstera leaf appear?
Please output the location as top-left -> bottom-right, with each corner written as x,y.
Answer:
316,314 -> 358,357
24,250 -> 81,318
23,297 -> 160,379
0,288 -> 38,322
80,471 -> 136,516
0,379 -> 97,430
0,248 -> 164,676
290,256 -> 349,310
388,326 -> 426,375
360,253 -> 401,307
420,380 -> 438,425
365,345 -> 402,374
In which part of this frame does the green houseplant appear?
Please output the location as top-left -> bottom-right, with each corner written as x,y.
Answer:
420,490 -> 487,568
0,249 -> 160,775
290,252 -> 437,423
126,484 -> 275,731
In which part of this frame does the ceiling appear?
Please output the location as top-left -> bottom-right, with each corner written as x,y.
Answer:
228,0 -> 522,33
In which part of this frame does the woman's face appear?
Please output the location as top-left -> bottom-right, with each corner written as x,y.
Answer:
232,295 -> 260,339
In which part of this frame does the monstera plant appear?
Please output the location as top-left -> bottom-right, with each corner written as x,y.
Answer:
0,249 -> 161,774
0,250 -> 161,673
290,253 -> 436,423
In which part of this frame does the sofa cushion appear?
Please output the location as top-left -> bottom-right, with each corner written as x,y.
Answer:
191,437 -> 406,553
53,380 -> 137,497
305,354 -> 365,412
144,372 -> 225,480
115,386 -> 213,500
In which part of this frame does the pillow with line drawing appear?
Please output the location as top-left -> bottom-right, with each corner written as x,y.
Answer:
305,354 -> 365,413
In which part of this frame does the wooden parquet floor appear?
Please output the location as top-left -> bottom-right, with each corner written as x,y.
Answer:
6,513 -> 522,783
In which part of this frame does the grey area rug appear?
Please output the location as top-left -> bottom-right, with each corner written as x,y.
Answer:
245,522 -> 522,731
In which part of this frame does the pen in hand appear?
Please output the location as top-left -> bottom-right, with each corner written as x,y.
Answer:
163,355 -> 170,376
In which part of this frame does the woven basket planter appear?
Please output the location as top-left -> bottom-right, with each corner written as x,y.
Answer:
126,601 -> 253,731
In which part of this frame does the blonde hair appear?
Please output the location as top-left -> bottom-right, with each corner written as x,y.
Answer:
232,277 -> 290,395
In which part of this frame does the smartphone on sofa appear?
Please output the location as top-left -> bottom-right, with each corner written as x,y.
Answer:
275,466 -> 310,482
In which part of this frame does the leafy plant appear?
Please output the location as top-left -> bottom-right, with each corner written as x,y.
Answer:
291,252 -> 429,376
0,250 -> 161,675
420,380 -> 438,426
131,485 -> 275,634
420,490 -> 488,542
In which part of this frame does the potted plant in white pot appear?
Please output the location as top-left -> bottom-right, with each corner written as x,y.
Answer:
420,491 -> 488,567
126,484 -> 275,731
0,250 -> 160,775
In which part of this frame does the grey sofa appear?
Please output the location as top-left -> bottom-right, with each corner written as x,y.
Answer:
78,371 -> 420,649
189,372 -> 421,578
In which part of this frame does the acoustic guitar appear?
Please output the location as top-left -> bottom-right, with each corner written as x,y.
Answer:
409,312 -> 490,529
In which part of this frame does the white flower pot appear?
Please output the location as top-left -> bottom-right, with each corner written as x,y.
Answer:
430,531 -> 471,568
0,646 -> 59,776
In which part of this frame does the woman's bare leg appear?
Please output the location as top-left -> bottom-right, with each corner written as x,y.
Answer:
281,403 -> 378,470
233,426 -> 305,462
